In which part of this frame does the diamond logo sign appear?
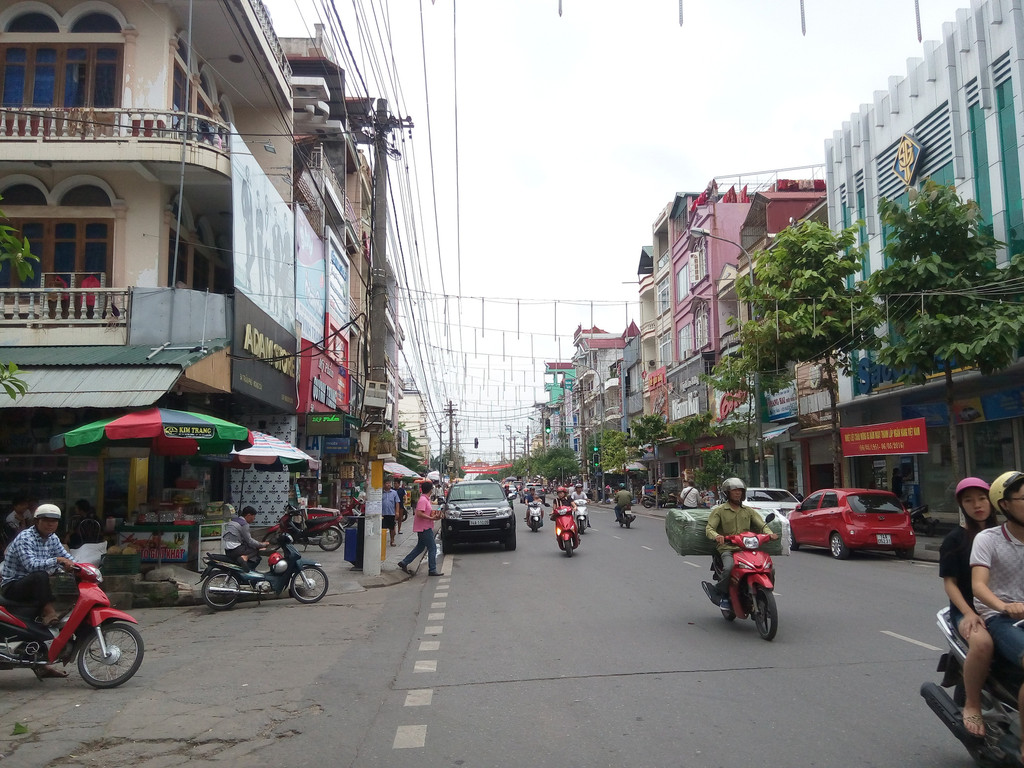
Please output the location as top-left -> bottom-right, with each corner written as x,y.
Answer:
892,134 -> 922,187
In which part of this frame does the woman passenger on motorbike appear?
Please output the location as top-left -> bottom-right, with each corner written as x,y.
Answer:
939,477 -> 997,737
549,487 -> 577,521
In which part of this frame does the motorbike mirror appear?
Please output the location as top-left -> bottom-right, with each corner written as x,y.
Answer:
764,512 -> 776,524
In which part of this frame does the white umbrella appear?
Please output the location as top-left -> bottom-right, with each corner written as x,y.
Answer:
427,470 -> 441,482
384,461 -> 421,479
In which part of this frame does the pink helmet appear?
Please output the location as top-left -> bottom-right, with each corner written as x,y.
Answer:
955,477 -> 990,500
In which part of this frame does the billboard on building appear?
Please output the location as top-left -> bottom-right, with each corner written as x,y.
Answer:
294,210 -> 325,345
328,237 -> 350,328
231,130 -> 295,331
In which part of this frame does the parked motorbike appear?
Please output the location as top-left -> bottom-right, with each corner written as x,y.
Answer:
552,504 -> 580,557
700,513 -> 779,641
910,504 -> 938,537
527,501 -> 544,532
641,491 -> 678,509
921,607 -> 1024,767
265,506 -> 344,551
0,563 -> 144,688
574,501 -> 590,534
199,533 -> 329,611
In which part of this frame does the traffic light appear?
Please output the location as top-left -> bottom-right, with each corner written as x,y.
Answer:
592,452 -> 601,467
544,418 -> 551,433
592,445 -> 599,453
474,438 -> 479,448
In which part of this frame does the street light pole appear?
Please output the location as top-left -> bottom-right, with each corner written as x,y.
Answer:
690,226 -> 769,487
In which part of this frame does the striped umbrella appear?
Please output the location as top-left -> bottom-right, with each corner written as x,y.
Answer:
215,431 -> 319,472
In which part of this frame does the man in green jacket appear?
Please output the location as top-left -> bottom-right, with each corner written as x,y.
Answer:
613,484 -> 633,524
705,477 -> 777,608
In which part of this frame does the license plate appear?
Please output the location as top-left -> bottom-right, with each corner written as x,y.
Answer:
876,534 -> 892,545
469,518 -> 489,526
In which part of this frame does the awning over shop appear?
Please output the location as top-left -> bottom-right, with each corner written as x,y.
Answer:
625,461 -> 647,471
762,425 -> 795,442
0,340 -> 229,408
384,461 -> 422,478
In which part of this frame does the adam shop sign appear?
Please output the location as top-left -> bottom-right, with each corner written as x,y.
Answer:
233,292 -> 297,410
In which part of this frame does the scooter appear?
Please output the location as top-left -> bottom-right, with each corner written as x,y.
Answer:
574,501 -> 590,534
617,505 -> 636,528
910,504 -> 938,537
527,501 -> 544,532
0,563 -> 144,688
642,491 -> 678,509
700,513 -> 779,641
199,533 -> 329,611
921,607 -> 1024,767
265,506 -> 344,551
553,503 -> 580,557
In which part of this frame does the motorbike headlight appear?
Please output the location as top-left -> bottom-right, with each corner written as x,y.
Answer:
742,535 -> 759,549
556,526 -> 562,535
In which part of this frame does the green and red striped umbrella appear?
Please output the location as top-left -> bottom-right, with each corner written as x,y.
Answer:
51,408 -> 254,457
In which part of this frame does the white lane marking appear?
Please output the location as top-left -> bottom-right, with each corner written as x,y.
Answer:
683,561 -> 702,568
405,689 -> 433,707
881,630 -> 942,651
419,640 -> 440,651
434,592 -> 449,599
641,545 -> 653,551
431,602 -> 447,608
439,578 -> 451,584
393,725 -> 427,748
613,536 -> 622,540
414,659 -> 437,673
428,612 -> 445,621
425,625 -> 444,634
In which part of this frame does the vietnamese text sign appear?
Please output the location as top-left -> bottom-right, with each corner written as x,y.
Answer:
840,417 -> 928,457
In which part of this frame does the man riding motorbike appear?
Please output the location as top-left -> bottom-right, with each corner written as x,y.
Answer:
613,483 -> 632,524
223,506 -> 269,571
705,478 -> 778,610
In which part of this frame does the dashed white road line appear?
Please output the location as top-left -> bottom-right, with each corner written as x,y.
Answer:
641,545 -> 653,551
394,725 -> 427,749
431,601 -> 446,608
428,612 -> 445,621
881,630 -> 942,651
683,561 -> 702,568
405,689 -> 433,707
425,625 -> 443,634
419,640 -> 440,651
414,659 -> 437,673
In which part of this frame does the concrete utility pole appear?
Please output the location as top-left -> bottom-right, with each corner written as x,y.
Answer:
445,400 -> 456,479
363,97 -> 414,578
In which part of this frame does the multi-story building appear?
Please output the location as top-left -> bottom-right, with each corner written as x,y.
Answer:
397,376 -> 430,470
826,0 -> 1024,514
569,324 -> 631,462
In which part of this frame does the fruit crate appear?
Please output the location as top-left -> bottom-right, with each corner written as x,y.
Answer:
100,553 -> 142,575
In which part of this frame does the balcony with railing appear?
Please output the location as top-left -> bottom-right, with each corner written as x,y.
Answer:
0,283 -> 129,345
0,108 -> 230,168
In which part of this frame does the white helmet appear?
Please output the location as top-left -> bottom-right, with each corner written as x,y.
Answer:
721,477 -> 747,500
34,503 -> 62,519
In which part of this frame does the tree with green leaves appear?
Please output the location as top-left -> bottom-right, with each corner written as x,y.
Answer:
0,201 -> 38,399
693,449 -> 735,499
536,446 -> 579,484
739,220 -> 871,485
599,429 -> 631,473
869,180 -> 1024,480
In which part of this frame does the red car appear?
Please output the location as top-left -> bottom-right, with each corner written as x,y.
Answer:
788,488 -> 915,560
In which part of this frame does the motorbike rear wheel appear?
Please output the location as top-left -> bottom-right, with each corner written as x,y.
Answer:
641,497 -> 654,509
565,539 -> 574,557
318,526 -> 343,551
289,565 -> 329,604
753,586 -> 778,641
77,621 -> 144,689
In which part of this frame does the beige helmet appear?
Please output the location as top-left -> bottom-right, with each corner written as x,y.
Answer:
34,503 -> 62,519
989,471 -> 1024,514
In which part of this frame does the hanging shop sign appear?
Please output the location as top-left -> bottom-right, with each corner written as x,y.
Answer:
840,417 -> 928,457
322,437 -> 352,454
232,292 -> 297,411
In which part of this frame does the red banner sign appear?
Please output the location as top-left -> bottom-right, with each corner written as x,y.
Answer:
840,417 -> 929,457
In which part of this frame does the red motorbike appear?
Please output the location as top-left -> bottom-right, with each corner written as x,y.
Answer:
0,563 -> 144,687
266,506 -> 345,551
552,504 -> 580,558
700,513 -> 779,641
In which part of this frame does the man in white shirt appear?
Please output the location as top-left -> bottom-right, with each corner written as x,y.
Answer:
680,478 -> 701,509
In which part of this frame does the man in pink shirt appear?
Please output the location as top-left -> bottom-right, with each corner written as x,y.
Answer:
397,481 -> 442,576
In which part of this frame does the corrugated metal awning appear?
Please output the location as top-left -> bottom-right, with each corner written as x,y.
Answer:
2,366 -> 183,408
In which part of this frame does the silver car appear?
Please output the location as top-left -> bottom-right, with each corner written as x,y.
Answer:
745,487 -> 801,518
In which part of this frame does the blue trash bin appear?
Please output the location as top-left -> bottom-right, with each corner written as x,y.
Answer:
344,517 -> 365,567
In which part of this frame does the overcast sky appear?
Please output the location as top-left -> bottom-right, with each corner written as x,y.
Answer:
264,0 -> 970,460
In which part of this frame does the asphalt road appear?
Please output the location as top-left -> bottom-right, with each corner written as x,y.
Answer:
0,505 -> 972,767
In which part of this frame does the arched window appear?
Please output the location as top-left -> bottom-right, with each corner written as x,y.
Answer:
1,11 -> 123,108
0,184 -> 112,290
694,302 -> 710,349
6,13 -> 59,32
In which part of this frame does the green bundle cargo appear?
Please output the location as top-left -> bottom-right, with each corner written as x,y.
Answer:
664,508 -> 790,557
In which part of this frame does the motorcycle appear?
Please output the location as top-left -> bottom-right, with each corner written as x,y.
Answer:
921,607 -> 1024,767
700,513 -> 779,641
527,501 -> 544,532
0,563 -> 144,688
574,501 -> 590,534
265,506 -> 345,551
617,504 -> 637,528
642,491 -> 678,509
910,504 -> 939,537
553,503 -> 580,557
199,533 -> 329,611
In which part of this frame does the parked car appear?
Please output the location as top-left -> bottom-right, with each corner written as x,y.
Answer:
745,488 -> 801,518
440,480 -> 516,551
788,488 -> 915,560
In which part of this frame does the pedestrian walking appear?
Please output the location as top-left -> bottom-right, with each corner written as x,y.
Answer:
381,478 -> 399,547
397,481 -> 442,577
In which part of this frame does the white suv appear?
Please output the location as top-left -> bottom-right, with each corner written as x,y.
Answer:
745,488 -> 801,518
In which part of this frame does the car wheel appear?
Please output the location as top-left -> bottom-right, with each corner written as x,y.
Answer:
829,532 -> 851,560
790,530 -> 800,550
504,528 -> 517,551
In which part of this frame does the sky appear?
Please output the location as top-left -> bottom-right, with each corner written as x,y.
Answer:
263,0 -> 971,461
